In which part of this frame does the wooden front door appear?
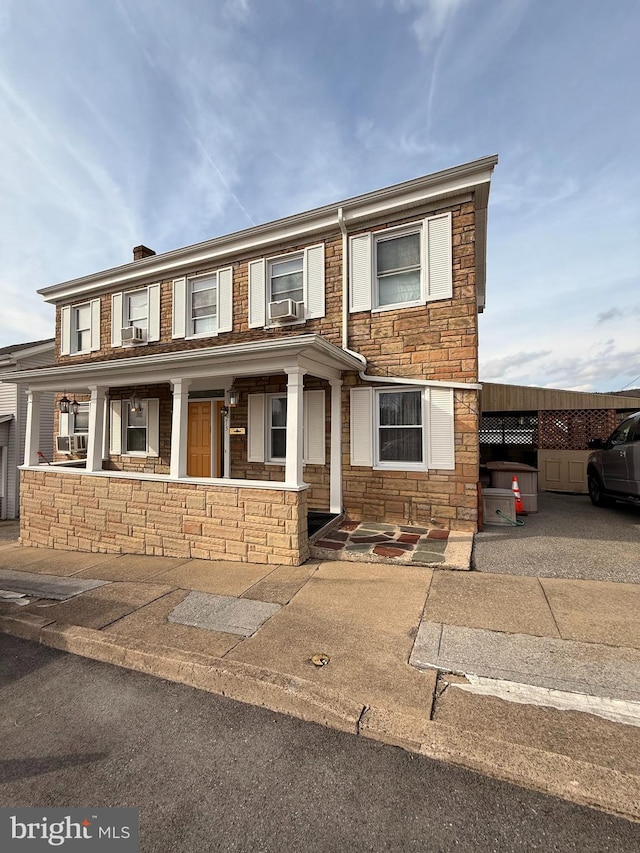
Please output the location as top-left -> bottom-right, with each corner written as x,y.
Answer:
188,402 -> 212,477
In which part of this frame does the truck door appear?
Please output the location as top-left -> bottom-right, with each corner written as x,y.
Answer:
602,416 -> 636,493
626,416 -> 640,497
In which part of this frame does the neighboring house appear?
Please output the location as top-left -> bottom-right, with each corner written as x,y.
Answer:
480,382 -> 640,492
0,339 -> 55,519
0,156 -> 497,565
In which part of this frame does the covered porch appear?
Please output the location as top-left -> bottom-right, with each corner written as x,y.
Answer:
9,336 -> 363,565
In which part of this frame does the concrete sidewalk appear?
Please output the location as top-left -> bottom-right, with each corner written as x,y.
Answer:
0,541 -> 639,822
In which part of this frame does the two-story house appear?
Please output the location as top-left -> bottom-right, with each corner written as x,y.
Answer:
1,155 -> 497,566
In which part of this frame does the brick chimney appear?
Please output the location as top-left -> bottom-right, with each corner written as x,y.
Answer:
133,245 -> 156,261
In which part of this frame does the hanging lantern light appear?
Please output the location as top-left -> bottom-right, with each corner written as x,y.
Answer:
59,393 -> 70,414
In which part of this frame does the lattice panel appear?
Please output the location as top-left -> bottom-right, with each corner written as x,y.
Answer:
480,415 -> 538,447
537,409 -> 617,450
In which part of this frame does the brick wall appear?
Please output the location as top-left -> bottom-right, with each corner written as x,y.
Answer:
20,469 -> 309,566
49,198 -> 480,531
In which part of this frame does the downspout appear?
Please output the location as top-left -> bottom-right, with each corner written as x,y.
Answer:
336,207 -> 480,392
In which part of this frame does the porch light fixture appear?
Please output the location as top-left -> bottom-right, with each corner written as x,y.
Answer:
59,393 -> 70,414
71,397 -> 80,416
129,396 -> 142,413
228,390 -> 240,407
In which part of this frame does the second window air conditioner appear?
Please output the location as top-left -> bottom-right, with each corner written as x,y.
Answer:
268,299 -> 302,322
121,326 -> 145,344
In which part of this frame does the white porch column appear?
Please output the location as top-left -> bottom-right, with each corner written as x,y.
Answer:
86,385 -> 107,473
24,389 -> 42,466
170,378 -> 190,479
285,367 -> 305,486
329,378 -> 343,514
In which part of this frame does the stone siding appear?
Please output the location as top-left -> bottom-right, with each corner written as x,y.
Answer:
20,469 -> 309,566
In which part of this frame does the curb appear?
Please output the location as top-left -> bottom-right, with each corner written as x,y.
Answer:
1,612 -> 638,822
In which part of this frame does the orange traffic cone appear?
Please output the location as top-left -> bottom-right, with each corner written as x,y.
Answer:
511,475 -> 526,515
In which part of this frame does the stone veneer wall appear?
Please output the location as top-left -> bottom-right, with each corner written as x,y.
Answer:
20,469 -> 309,566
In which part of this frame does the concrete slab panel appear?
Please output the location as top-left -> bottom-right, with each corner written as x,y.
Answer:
432,685 -> 640,777
410,622 -> 640,703
424,571 -> 560,637
23,582 -> 175,630
74,555 -> 193,582
540,577 -> 640,650
0,547 -> 114,575
241,562 -> 320,605
0,569 -> 108,600
103,589 -> 244,657
228,560 -> 437,716
168,591 -> 280,636
152,559 -> 273,596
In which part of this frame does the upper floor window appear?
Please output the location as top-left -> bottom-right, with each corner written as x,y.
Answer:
172,268 -> 232,339
349,212 -> 452,314
73,303 -> 92,353
375,230 -> 421,308
124,289 -> 149,332
248,245 -> 325,328
111,284 -> 160,347
60,299 -> 100,356
189,274 -> 217,336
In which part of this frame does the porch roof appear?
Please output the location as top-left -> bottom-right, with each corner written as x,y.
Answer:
0,334 -> 365,391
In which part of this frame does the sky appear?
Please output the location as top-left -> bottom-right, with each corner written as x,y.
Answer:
0,0 -> 638,392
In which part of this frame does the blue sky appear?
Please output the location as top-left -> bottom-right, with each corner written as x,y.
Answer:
0,0 -> 638,391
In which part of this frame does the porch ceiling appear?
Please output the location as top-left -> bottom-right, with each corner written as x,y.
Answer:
0,334 -> 365,392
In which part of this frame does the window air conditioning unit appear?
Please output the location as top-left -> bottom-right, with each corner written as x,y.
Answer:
56,434 -> 88,454
121,326 -> 145,344
70,434 -> 88,453
268,299 -> 302,322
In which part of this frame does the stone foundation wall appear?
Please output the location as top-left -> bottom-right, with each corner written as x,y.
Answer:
20,469 -> 309,566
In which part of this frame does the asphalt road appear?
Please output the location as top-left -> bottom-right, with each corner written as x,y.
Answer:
1,635 -> 638,852
474,492 -> 640,582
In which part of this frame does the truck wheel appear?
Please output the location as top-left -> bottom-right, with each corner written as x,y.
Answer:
588,473 -> 613,507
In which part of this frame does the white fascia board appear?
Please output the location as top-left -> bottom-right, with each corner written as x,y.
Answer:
0,334 -> 365,390
38,156 -> 498,304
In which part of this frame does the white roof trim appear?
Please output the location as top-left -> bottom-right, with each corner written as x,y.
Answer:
0,334 -> 366,390
38,156 -> 498,304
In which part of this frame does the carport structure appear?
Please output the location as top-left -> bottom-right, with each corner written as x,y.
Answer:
480,383 -> 640,493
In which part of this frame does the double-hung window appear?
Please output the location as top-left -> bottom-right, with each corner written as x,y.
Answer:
269,256 -> 304,305
71,404 -> 90,435
376,389 -> 424,467
125,401 -> 147,454
172,268 -> 232,339
349,212 -> 452,313
268,395 -> 287,461
189,274 -> 217,336
61,299 -> 100,356
350,385 -> 455,471
375,230 -> 421,308
73,304 -> 92,353
124,289 -> 148,333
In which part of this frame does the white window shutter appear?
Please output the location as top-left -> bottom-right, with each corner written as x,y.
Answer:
147,284 -> 161,342
217,267 -> 233,333
428,387 -> 455,470
111,293 -> 123,347
147,398 -> 160,456
58,412 -> 69,437
172,278 -> 186,338
60,306 -> 71,356
248,259 -> 266,328
349,233 -> 372,313
90,299 -> 101,351
304,390 -> 325,464
425,212 -> 452,301
304,244 -> 325,319
109,400 -> 122,455
350,387 -> 373,466
247,394 -> 265,462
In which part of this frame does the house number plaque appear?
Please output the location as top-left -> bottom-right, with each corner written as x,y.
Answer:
229,427 -> 246,435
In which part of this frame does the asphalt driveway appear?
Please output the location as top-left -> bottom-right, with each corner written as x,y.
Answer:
474,492 -> 640,583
